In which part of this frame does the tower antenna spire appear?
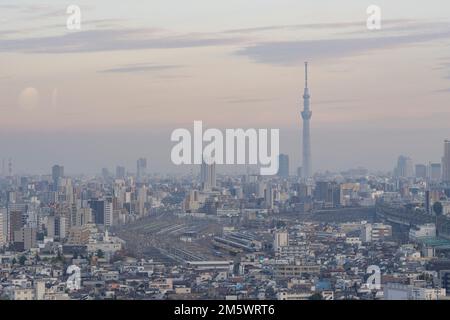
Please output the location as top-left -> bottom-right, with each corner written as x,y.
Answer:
301,62 -> 312,179
305,61 -> 308,88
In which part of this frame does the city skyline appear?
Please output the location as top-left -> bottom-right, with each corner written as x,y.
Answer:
3,1 -> 450,305
2,139 -> 450,178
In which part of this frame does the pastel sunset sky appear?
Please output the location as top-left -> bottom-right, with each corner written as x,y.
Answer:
1,0 -> 449,174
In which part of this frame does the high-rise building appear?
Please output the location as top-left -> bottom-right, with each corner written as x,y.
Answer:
273,231 -> 289,252
0,208 -> 6,246
101,168 -> 110,180
89,199 -> 105,225
8,158 -> 12,177
9,210 -> 24,243
314,181 -> 343,207
361,223 -> 392,242
264,185 -> 274,209
52,165 -> 64,189
89,198 -> 113,227
13,227 -> 37,251
429,163 -> 442,182
46,215 -> 55,238
301,62 -> 312,179
442,140 -> 450,183
200,160 -> 216,190
184,190 -> 200,212
116,166 -> 126,179
137,186 -> 147,217
297,183 -> 312,199
425,190 -> 431,214
394,155 -> 414,178
55,215 -> 68,239
77,208 -> 92,226
104,197 -> 113,227
415,164 -> 427,179
136,158 -> 147,181
278,154 -> 289,177
440,270 -> 450,296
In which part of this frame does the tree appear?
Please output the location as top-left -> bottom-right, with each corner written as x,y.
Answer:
433,201 -> 443,216
19,255 -> 27,266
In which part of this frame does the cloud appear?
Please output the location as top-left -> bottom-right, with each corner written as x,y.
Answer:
433,58 -> 450,84
235,30 -> 450,66
98,63 -> 183,74
337,20 -> 450,36
222,97 -> 277,104
433,88 -> 450,93
3,17 -> 446,60
315,98 -> 359,105
82,18 -> 127,29
222,19 -> 413,34
0,28 -> 244,54
0,3 -> 61,19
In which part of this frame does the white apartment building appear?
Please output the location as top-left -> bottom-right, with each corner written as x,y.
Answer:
384,283 -> 446,300
361,223 -> 392,242
409,224 -> 436,241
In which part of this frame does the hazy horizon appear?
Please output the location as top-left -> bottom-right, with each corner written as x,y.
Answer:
1,1 -> 450,174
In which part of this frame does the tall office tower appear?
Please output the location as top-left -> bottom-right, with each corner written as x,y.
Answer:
415,164 -> 427,179
394,155 -> 414,178
429,163 -> 442,182
425,190 -> 431,214
9,210 -> 24,243
264,185 -> 274,209
314,181 -> 342,207
13,227 -> 37,251
184,190 -> 200,211
52,164 -> 64,190
200,160 -> 216,190
89,199 -> 105,225
70,203 -> 78,228
101,168 -> 110,180
301,62 -> 312,178
55,215 -> 68,239
136,158 -> 147,181
46,215 -> 55,238
116,166 -> 126,179
137,186 -> 147,217
8,158 -> 12,177
89,198 -> 113,227
314,181 -> 329,202
104,197 -> 113,227
442,140 -> 450,183
77,208 -> 92,226
297,183 -> 312,199
278,154 -> 290,177
0,208 -> 6,246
